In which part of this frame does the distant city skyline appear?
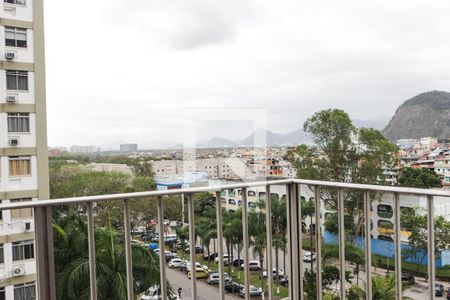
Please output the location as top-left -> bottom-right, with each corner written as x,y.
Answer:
44,1 -> 450,146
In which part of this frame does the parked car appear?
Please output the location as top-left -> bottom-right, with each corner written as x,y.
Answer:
303,251 -> 316,262
184,245 -> 204,254
168,258 -> 183,269
179,260 -> 188,272
279,275 -> 289,287
436,284 -> 445,297
215,254 -> 233,264
187,267 -> 209,279
206,272 -> 231,285
185,261 -> 209,273
401,272 -> 415,285
239,285 -> 263,297
240,261 -> 261,271
232,258 -> 244,267
446,286 -> 450,299
140,286 -> 180,300
261,268 -> 284,278
225,281 -> 243,293
165,252 -> 179,263
203,252 -> 218,261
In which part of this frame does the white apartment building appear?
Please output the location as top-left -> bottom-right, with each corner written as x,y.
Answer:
0,0 -> 49,299
69,145 -> 100,153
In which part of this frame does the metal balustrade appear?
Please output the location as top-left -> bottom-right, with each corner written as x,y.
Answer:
0,178 -> 447,300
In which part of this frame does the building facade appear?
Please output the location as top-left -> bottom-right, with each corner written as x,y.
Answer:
120,143 -> 138,152
0,0 -> 49,299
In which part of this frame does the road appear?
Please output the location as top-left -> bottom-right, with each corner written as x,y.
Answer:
166,267 -> 241,300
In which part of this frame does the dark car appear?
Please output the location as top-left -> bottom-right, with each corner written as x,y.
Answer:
203,252 -> 218,261
232,258 -> 244,267
446,287 -> 450,299
279,275 -> 289,286
224,281 -> 243,294
436,284 -> 444,297
184,246 -> 204,254
401,273 -> 415,285
164,252 -> 178,263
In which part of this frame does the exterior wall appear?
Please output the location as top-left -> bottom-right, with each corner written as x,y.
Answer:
0,0 -> 48,297
0,1 -> 33,22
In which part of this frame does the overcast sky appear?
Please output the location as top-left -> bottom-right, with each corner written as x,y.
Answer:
44,0 -> 450,149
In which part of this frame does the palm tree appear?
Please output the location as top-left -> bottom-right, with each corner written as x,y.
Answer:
270,194 -> 287,292
347,275 -> 411,300
54,213 -> 161,300
249,208 -> 266,290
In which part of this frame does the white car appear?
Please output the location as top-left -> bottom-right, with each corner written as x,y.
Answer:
239,285 -> 263,297
303,251 -> 316,262
214,254 -> 232,264
168,258 -> 183,268
262,268 -> 284,278
240,260 -> 261,271
140,286 -> 180,300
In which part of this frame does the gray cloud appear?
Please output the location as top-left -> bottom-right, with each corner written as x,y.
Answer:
44,0 -> 450,148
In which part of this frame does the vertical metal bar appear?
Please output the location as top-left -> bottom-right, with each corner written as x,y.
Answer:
364,190 -> 372,300
393,193 -> 402,300
87,203 -> 97,300
337,188 -> 346,300
289,183 -> 299,300
427,195 -> 435,300
315,186 -> 323,300
298,184 -> 304,298
187,193 -> 198,299
285,184 -> 293,298
242,187 -> 250,300
34,206 -> 56,300
123,199 -> 134,300
265,185 -> 274,300
216,191 -> 225,300
157,196 -> 168,300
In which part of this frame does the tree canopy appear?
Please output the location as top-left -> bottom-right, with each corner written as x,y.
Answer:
397,167 -> 442,188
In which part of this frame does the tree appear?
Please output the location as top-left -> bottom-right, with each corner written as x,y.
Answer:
303,266 -> 352,300
401,208 -> 450,273
286,109 -> 399,242
347,275 -> 411,300
53,213 -> 167,300
397,167 -> 442,188
301,197 -> 315,269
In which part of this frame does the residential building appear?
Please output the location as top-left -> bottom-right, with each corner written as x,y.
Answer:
69,145 -> 100,153
0,0 -> 49,299
120,143 -> 138,152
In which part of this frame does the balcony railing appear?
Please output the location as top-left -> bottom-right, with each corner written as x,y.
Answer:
0,178 -> 448,300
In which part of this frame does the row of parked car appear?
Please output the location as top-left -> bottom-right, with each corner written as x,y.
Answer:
167,253 -> 289,297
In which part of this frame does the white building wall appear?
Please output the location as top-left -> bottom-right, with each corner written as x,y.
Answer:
0,1 -> 33,22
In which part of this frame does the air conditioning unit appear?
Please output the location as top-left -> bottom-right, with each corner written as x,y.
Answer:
5,52 -> 15,60
6,95 -> 17,103
24,221 -> 31,231
13,265 -> 25,277
9,137 -> 19,146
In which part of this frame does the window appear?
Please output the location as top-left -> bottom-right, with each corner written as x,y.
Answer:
6,70 -> 28,91
12,240 -> 34,261
378,220 -> 394,230
4,0 -> 25,4
5,27 -> 27,48
377,204 -> 393,218
10,198 -> 32,219
9,156 -> 31,176
0,244 -> 3,264
8,113 -> 30,133
14,282 -> 36,300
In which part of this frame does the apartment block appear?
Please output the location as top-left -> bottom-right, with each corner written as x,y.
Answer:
0,0 -> 49,299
